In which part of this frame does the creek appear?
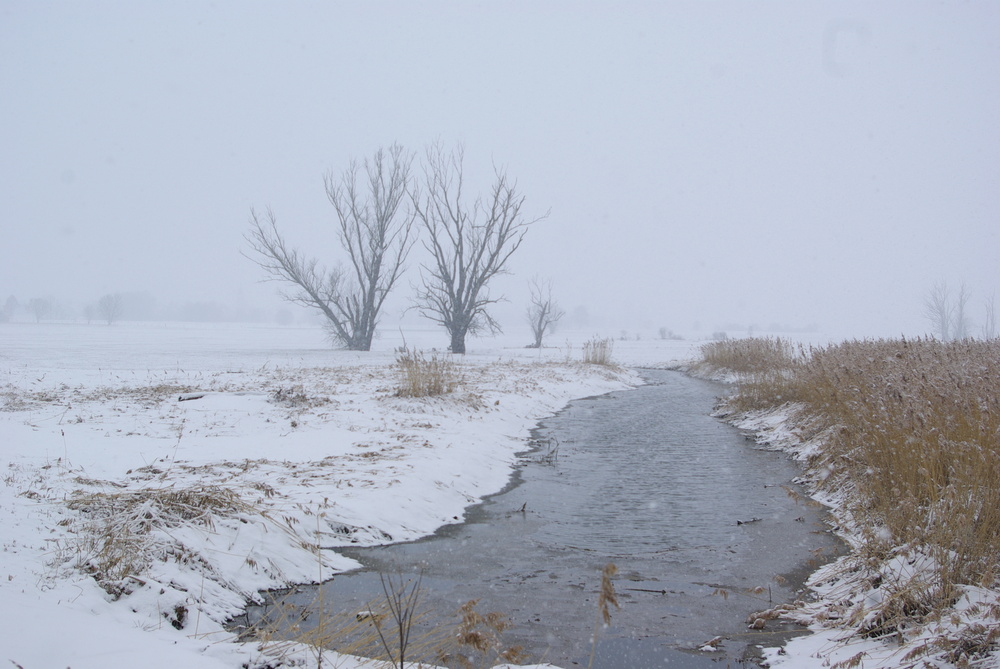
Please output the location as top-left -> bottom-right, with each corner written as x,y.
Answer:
243,369 -> 839,667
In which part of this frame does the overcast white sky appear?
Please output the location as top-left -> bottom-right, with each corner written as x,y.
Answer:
2,1 -> 998,339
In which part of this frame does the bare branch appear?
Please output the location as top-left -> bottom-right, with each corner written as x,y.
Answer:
244,207 -> 354,344
244,145 -> 415,350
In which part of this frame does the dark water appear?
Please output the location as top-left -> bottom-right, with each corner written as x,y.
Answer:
242,370 -> 839,667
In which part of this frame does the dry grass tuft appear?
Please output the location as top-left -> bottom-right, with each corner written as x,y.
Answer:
582,337 -> 615,366
597,562 -> 620,624
588,562 -> 620,669
443,599 -> 525,668
243,578 -> 525,669
394,349 -> 460,397
269,384 -> 330,409
64,485 -> 250,597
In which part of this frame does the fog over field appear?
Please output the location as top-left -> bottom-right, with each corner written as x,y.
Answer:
2,2 -> 998,340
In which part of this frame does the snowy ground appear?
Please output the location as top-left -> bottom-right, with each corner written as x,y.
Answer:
15,323 -> 981,669
0,322 -> 704,668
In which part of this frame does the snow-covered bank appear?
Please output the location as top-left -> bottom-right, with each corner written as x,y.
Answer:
0,323 -> 699,668
716,400 -> 1000,669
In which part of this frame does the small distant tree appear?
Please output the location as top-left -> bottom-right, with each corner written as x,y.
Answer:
952,282 -> 971,340
245,144 -> 416,351
924,280 -> 954,341
525,276 -> 564,349
27,297 -> 52,323
97,293 -> 124,325
983,292 -> 996,339
0,295 -> 16,322
924,280 -> 976,340
412,144 -> 545,353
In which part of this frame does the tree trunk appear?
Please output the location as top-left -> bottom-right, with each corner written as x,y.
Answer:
354,330 -> 374,352
449,329 -> 467,354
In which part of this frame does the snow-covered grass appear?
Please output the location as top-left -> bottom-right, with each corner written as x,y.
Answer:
0,321 -> 699,668
696,336 -> 1000,669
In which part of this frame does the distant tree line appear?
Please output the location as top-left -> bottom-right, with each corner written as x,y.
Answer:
0,292 -> 294,326
923,280 -> 997,340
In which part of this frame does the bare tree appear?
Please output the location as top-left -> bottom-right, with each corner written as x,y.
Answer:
97,293 -> 124,325
923,280 -> 954,341
245,144 -> 415,351
924,280 -> 975,340
525,276 -> 564,349
412,145 -> 545,354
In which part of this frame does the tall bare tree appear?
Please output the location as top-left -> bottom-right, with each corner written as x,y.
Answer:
245,145 -> 415,351
412,145 -> 545,354
525,276 -> 565,349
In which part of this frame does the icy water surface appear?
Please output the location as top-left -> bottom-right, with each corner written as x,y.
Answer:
245,370 -> 839,667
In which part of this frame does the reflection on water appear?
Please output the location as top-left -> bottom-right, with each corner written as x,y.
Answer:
243,370 -> 839,667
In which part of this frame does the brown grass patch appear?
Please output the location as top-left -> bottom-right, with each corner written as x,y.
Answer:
63,485 -> 252,597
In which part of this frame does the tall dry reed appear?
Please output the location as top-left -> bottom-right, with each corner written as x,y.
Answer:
705,336 -> 1000,640
791,338 -> 1000,590
697,337 -> 804,410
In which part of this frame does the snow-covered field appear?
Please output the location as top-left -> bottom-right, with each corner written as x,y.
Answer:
0,322 -> 703,668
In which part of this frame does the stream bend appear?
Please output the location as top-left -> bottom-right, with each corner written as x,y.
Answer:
245,369 -> 839,668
